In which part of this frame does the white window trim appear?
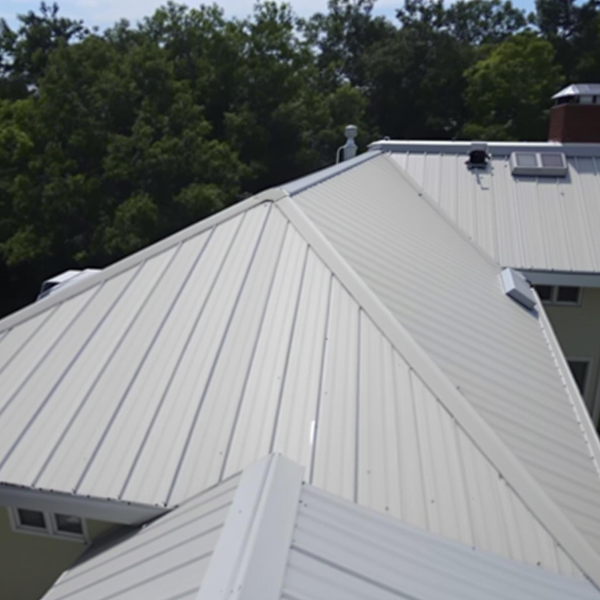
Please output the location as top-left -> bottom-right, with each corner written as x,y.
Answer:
566,357 -> 593,397
8,507 -> 88,543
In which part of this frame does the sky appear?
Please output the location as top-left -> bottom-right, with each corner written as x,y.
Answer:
1,0 -> 536,31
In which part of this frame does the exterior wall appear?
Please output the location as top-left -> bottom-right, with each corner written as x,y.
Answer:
545,288 -> 600,428
0,507 -> 115,600
548,104 -> 600,143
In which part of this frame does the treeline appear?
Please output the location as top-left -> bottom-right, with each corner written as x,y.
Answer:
0,0 -> 598,316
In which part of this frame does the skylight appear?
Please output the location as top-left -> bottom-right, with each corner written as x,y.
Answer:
510,152 -> 568,177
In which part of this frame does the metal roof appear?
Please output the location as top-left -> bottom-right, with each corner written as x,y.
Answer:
285,478 -> 600,600
41,473 -> 242,600
42,455 -> 600,600
292,154 -> 600,566
553,84 -> 600,99
1,156 -> 600,583
0,187 -> 579,573
368,141 -> 600,273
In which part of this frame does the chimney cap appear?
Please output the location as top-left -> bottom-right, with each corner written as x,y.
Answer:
552,83 -> 600,100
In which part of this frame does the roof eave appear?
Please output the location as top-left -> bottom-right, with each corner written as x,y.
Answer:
369,140 -> 600,156
0,481 -> 166,525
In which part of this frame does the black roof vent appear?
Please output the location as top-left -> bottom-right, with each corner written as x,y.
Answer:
467,142 -> 489,169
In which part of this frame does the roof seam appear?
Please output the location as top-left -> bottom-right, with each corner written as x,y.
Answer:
277,192 -> 600,586
0,481 -> 165,524
219,220 -> 292,481
165,205 -> 274,505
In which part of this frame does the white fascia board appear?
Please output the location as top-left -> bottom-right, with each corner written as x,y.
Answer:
0,483 -> 165,525
197,454 -> 304,600
283,150 -> 380,196
0,188 -> 288,334
520,270 -> 600,287
277,194 -> 600,587
369,140 -> 600,157
535,290 -> 600,479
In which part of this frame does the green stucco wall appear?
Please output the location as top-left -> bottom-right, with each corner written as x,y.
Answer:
545,287 -> 600,427
0,507 -> 115,600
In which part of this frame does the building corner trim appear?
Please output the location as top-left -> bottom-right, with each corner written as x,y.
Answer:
197,454 -> 304,600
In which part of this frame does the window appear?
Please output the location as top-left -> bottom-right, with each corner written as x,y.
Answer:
555,286 -> 581,305
54,514 -> 84,536
535,285 -> 552,302
534,285 -> 582,306
16,509 -> 47,531
568,360 -> 590,396
9,507 -> 87,542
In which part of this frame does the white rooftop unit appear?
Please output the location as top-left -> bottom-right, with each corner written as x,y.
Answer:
38,268 -> 101,300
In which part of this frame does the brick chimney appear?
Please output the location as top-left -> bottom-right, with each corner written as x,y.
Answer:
549,84 -> 600,143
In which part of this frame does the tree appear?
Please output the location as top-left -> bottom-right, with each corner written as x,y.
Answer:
533,0 -> 600,80
0,2 -> 89,98
301,0 -> 395,90
463,33 -> 564,140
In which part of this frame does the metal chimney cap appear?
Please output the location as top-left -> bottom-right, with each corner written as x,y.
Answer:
345,125 -> 358,139
552,83 -> 600,100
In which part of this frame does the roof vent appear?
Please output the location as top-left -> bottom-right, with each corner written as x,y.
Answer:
467,142 -> 489,169
501,268 -> 536,310
510,152 -> 567,177
38,269 -> 100,301
336,125 -> 358,163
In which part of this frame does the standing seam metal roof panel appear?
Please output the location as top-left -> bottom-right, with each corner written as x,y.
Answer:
292,154 -> 600,557
41,473 -> 242,600
43,456 -> 600,600
0,195 -> 586,574
283,484 -> 600,600
390,148 -> 600,272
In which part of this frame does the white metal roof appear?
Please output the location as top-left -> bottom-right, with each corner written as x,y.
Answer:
292,154 -> 600,566
1,156 -> 600,583
553,84 -> 600,99
41,473 -> 242,600
286,483 -> 599,600
369,141 -> 600,273
42,455 -> 600,600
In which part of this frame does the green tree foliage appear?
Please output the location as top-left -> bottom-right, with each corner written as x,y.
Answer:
463,33 -> 564,140
0,0 -> 599,316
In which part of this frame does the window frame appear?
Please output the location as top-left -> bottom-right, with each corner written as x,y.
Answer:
552,286 -> 583,306
8,507 -> 88,543
535,285 -> 583,307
